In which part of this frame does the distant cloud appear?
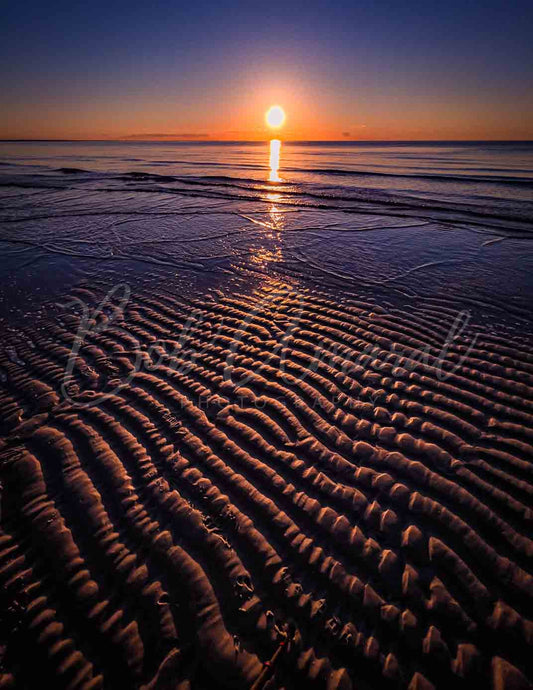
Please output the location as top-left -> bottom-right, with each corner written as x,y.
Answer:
122,133 -> 210,140
343,125 -> 367,138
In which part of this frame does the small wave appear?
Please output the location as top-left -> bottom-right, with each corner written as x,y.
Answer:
118,171 -> 177,183
112,175 -> 532,230
56,167 -> 90,174
283,166 -> 533,187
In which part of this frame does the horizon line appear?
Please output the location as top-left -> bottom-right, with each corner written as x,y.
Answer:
1,138 -> 533,144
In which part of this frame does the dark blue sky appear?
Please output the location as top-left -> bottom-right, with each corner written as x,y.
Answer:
1,0 -> 532,139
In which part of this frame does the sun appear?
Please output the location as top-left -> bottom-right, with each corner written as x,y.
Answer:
266,105 -> 286,129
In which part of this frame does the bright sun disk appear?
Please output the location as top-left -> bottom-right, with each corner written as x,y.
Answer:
266,105 -> 286,128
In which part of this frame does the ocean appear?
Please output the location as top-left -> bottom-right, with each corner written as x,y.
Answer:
1,140 -> 532,327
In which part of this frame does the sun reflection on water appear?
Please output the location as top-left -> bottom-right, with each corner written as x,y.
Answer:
266,192 -> 284,230
247,146 -> 286,272
269,139 -> 281,182
249,191 -> 285,269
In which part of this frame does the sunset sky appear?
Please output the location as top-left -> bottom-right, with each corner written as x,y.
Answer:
1,0 -> 532,141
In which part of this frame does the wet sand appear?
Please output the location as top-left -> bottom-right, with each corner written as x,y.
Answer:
0,278 -> 532,689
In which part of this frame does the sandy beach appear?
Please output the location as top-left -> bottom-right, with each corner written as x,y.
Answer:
1,280 -> 532,688
0,141 -> 532,689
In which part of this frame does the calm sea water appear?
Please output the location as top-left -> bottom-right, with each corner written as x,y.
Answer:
0,140 -> 532,327
1,140 -> 533,219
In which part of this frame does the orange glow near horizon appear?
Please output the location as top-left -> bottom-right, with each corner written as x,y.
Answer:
2,93 -> 532,141
269,139 -> 281,181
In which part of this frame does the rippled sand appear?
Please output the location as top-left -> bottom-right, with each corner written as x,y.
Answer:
0,278 -> 532,689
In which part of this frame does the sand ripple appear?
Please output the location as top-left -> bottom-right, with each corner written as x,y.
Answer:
0,284 -> 532,689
